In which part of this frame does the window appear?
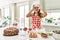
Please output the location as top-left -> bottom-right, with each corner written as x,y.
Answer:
1,4 -> 15,25
25,5 -> 29,28
1,5 -> 10,25
4,8 -> 10,17
2,6 -> 10,17
17,1 -> 29,28
46,10 -> 60,19
9,4 -> 15,24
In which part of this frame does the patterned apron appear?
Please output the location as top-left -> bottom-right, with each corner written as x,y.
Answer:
31,14 -> 41,29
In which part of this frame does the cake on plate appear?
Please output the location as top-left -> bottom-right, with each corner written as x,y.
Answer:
3,27 -> 19,36
29,31 -> 37,38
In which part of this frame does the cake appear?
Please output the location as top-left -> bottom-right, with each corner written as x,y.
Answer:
29,32 -> 37,38
3,27 -> 19,36
41,33 -> 48,38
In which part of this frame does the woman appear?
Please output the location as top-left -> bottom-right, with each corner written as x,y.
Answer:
26,4 -> 47,29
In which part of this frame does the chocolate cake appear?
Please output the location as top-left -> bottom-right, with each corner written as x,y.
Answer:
3,27 -> 19,36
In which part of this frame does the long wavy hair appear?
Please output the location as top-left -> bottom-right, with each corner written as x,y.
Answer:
34,9 -> 41,18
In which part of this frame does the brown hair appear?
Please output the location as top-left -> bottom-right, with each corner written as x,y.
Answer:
34,9 -> 41,18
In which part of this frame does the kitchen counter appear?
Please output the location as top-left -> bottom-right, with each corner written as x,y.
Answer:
0,27 -> 55,40
42,23 -> 60,27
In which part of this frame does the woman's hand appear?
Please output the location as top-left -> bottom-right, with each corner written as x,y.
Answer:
40,10 -> 47,18
26,9 -> 34,17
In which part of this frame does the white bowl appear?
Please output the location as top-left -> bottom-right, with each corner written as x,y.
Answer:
52,31 -> 60,39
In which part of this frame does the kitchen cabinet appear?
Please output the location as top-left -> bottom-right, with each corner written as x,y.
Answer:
45,0 -> 60,10
42,25 -> 60,32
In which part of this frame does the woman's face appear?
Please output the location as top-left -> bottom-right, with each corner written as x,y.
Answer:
33,6 -> 40,12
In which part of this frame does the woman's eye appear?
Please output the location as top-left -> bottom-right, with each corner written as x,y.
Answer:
34,7 -> 36,8
34,7 -> 39,8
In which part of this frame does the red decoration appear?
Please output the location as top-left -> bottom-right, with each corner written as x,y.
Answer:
23,27 -> 27,31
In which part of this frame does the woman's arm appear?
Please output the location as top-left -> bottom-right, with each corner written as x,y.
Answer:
40,10 -> 47,18
26,9 -> 33,17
